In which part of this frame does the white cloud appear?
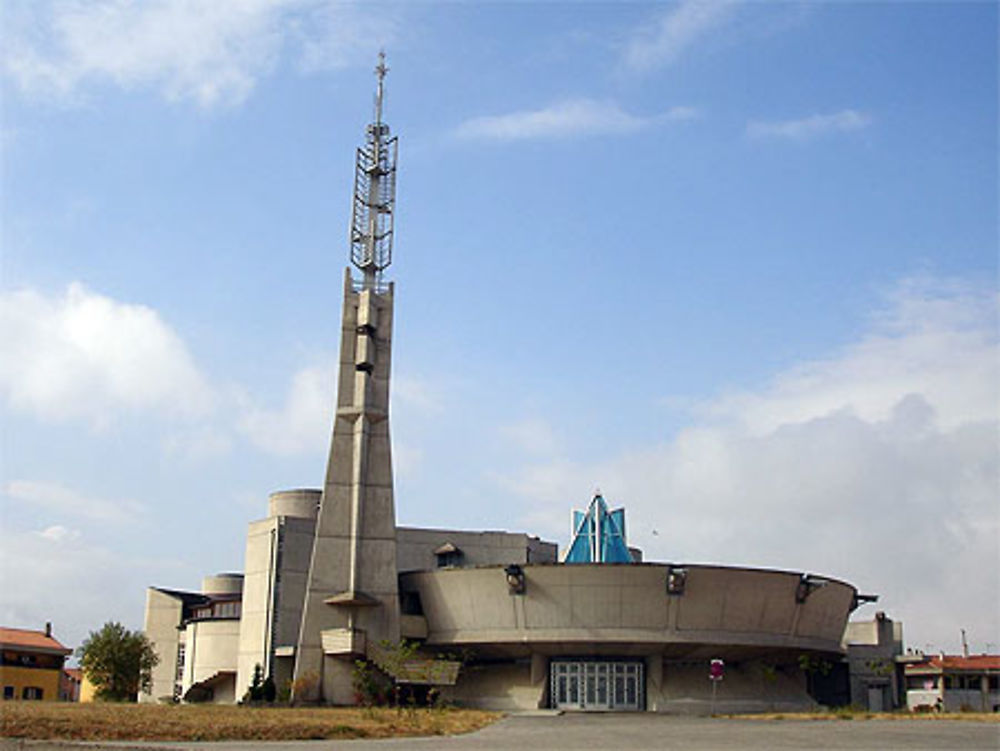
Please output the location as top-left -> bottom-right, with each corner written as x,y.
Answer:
236,365 -> 446,459
747,109 -> 872,140
623,0 -> 737,72
237,362 -> 334,456
36,524 -> 81,543
3,479 -> 146,525
0,525 -> 185,651
3,1 -> 397,108
0,283 -> 214,426
499,276 -> 999,652
454,99 -> 696,141
704,277 -> 996,433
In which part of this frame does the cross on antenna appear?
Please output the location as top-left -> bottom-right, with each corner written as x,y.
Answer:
374,50 -> 388,125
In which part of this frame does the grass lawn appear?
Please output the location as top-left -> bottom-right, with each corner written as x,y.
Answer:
0,702 -> 500,741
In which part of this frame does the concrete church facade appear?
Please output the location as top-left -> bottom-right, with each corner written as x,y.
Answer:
141,55 -> 869,713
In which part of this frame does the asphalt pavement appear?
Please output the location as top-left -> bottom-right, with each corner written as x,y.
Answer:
4,713 -> 999,751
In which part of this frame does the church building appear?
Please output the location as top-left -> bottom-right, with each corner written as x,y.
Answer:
142,54 -> 870,714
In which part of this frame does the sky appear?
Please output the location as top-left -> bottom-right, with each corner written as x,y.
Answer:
1,1 -> 997,660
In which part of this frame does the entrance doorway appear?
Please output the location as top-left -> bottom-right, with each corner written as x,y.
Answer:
550,659 -> 644,711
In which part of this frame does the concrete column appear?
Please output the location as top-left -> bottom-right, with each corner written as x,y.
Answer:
530,653 -> 549,708
292,270 -> 399,704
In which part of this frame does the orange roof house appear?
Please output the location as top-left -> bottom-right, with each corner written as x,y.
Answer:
904,654 -> 1000,712
1,624 -> 73,702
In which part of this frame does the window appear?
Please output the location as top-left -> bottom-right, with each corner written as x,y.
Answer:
434,543 -> 463,568
214,601 -> 240,618
399,591 -> 423,616
3,686 -> 13,700
173,643 -> 186,701
22,687 -> 43,700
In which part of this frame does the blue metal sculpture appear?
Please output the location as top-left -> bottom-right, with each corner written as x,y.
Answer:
565,493 -> 634,564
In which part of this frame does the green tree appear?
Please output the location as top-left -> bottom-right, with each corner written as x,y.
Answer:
78,621 -> 159,701
242,663 -> 277,704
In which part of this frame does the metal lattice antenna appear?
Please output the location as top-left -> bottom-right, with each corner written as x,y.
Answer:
350,50 -> 398,290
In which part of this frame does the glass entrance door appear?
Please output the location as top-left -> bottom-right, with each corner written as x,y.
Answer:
550,660 -> 643,711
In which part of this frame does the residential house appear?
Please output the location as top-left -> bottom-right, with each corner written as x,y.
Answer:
1,624 -> 73,701
905,655 -> 1000,712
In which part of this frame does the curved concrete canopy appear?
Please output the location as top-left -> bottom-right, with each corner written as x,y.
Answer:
401,563 -> 856,660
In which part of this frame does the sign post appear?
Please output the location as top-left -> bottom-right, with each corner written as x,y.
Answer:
709,659 -> 724,716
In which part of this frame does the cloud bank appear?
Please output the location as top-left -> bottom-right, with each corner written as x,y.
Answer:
0,283 -> 214,426
747,110 -> 872,140
237,363 -> 335,456
455,99 -> 697,141
3,480 -> 145,525
623,0 -> 738,72
501,277 -> 999,652
3,0 -> 397,107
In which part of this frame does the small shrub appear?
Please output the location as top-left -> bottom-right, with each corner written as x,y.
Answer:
276,680 -> 292,704
262,676 -> 276,703
290,671 -> 320,705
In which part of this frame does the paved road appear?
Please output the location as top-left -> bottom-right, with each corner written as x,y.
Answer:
5,714 -> 999,751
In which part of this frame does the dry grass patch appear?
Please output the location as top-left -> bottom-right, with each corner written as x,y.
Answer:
0,702 -> 500,741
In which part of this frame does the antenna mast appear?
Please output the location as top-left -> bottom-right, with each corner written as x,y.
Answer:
350,51 -> 398,290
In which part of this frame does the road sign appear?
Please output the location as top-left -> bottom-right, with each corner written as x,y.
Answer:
709,659 -> 725,681
709,658 -> 724,716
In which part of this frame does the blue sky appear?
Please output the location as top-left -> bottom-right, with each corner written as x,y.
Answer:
2,1 -> 997,658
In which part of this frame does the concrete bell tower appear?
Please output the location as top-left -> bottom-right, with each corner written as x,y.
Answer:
293,52 -> 400,704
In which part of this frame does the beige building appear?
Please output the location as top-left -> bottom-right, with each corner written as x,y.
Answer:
143,574 -> 244,703
142,55 -> 871,712
142,493 -> 555,704
840,611 -> 905,711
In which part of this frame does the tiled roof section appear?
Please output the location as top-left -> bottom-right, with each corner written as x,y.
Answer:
0,626 -> 72,654
64,667 -> 83,680
905,654 -> 1000,672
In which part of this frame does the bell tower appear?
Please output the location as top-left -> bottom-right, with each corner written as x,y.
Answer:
292,52 -> 400,704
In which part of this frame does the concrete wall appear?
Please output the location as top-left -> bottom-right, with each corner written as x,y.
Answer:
294,274 -> 400,705
440,655 -> 815,714
202,574 -> 243,596
237,517 -> 279,701
141,588 -> 184,703
237,512 -> 316,700
269,489 -> 320,520
182,619 -> 240,702
843,613 -> 902,710
403,563 -> 854,656
444,660 -> 544,711
651,659 -> 814,714
397,527 -> 557,573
